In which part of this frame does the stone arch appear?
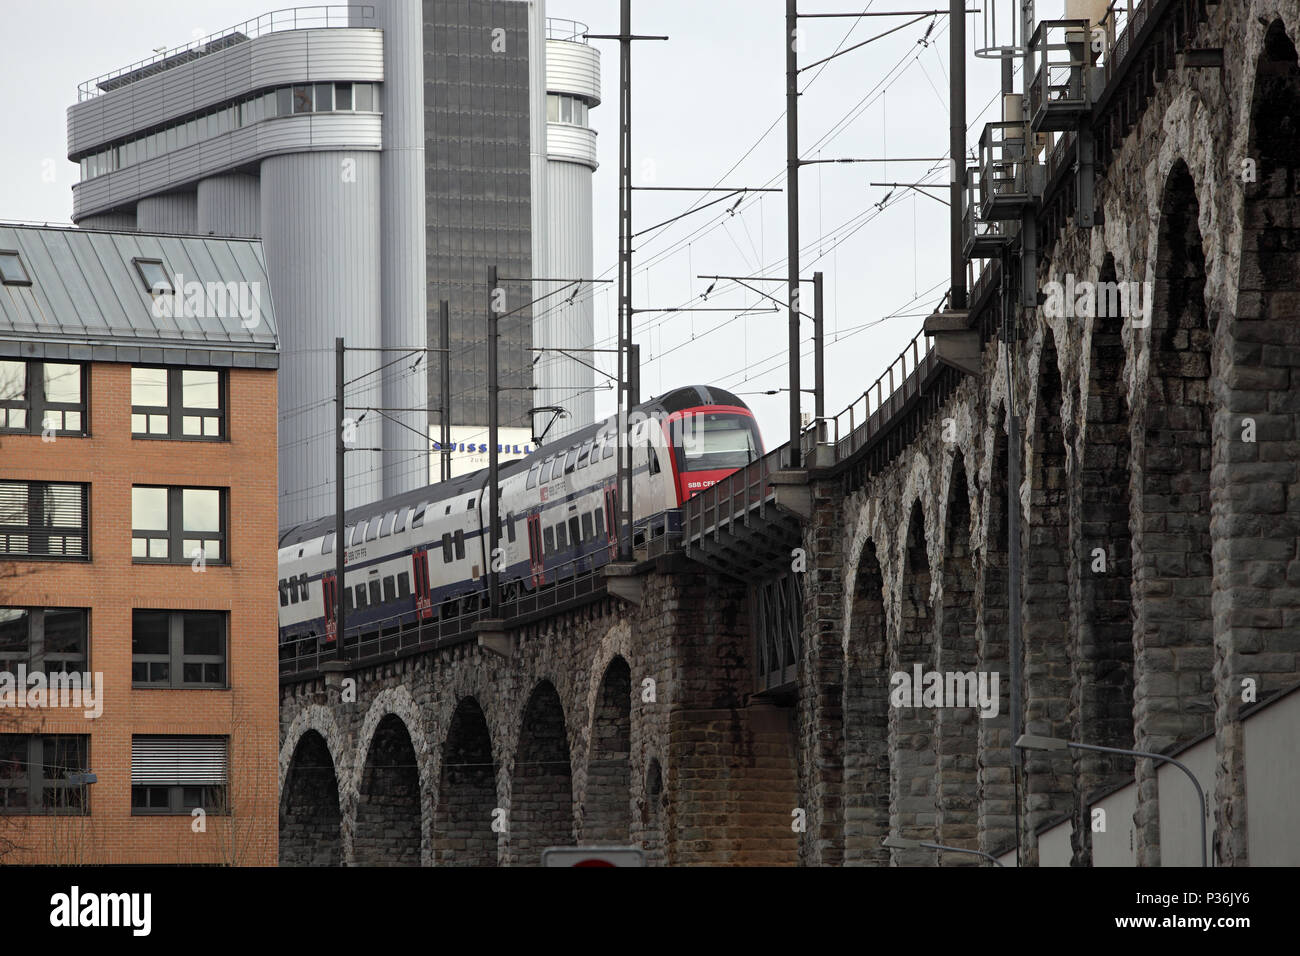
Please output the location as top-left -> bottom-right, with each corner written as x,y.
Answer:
1075,252 -> 1137,833
279,704 -> 346,792
977,404 -> 1015,858
279,730 -> 343,866
889,500 -> 937,865
1126,158 -> 1217,865
843,535 -> 889,865
354,713 -> 423,866
432,696 -> 498,866
937,451 -> 979,862
1020,326 -> 1076,858
583,656 -> 632,844
508,680 -> 575,864
1215,15 -> 1300,866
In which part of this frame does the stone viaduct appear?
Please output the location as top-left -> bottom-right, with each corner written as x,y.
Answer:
279,0 -> 1300,866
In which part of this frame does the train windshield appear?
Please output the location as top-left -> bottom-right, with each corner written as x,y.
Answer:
673,412 -> 762,472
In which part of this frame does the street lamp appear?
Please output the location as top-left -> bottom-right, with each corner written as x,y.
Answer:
881,834 -> 1004,867
1014,734 -> 1208,867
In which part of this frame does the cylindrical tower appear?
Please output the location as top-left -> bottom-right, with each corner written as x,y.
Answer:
372,0 -> 429,500
137,193 -> 198,234
261,151 -> 384,526
197,174 -> 261,238
538,17 -> 600,438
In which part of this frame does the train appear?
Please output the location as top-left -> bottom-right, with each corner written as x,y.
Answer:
276,385 -> 764,661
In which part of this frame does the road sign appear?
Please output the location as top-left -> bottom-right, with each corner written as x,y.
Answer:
541,846 -> 646,867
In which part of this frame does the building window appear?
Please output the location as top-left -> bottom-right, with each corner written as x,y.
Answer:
131,486 -> 226,564
0,735 -> 90,815
0,359 -> 86,436
131,366 -> 224,439
335,82 -> 353,110
131,736 -> 227,815
292,85 -> 313,113
131,610 -> 226,688
0,251 -> 31,286
132,257 -> 172,297
314,83 -> 333,111
0,608 -> 88,673
0,481 -> 89,560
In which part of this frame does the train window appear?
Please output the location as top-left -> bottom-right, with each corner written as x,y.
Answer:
395,506 -> 410,532
411,504 -> 427,529
604,438 -> 615,459
541,457 -> 554,482
576,441 -> 592,468
353,520 -> 367,543
466,497 -> 475,510
582,512 -> 594,541
543,526 -> 555,554
379,511 -> 396,537
322,531 -> 334,555
648,442 -> 661,475
297,574 -> 309,602
366,518 -> 381,542
397,572 -> 411,599
354,584 -> 367,609
383,577 -> 396,603
453,529 -> 465,560
555,523 -> 567,550
569,516 -> 581,545
527,463 -> 541,489
442,533 -> 453,563
344,525 -> 354,547
278,580 -> 289,607
368,580 -> 382,605
594,507 -> 605,537
564,446 -> 579,474
507,514 -> 517,543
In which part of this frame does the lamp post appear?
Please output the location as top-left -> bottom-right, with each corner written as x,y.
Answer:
1014,734 -> 1208,868
882,834 -> 1004,867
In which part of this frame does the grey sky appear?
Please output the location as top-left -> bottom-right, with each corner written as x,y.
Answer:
0,0 -> 1063,447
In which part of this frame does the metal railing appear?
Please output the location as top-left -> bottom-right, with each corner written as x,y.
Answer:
963,165 -> 1015,258
546,17 -> 590,43
683,444 -> 783,549
1027,19 -> 1093,127
801,325 -> 937,468
979,120 -> 1032,220
1046,129 -> 1078,183
278,552 -> 607,678
1096,0 -> 1150,85
79,5 -> 375,100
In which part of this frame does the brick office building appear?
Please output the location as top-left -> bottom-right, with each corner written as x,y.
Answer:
0,223 -> 279,864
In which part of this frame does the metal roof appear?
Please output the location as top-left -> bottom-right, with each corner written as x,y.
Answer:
0,223 -> 279,368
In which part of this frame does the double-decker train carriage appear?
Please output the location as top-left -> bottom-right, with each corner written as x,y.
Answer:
276,385 -> 763,661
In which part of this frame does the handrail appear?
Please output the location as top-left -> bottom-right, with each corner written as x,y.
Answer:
1096,0 -> 1147,85
79,5 -> 376,100
799,321 -> 937,468
278,551 -> 607,678
684,445 -> 781,545
546,17 -> 590,43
